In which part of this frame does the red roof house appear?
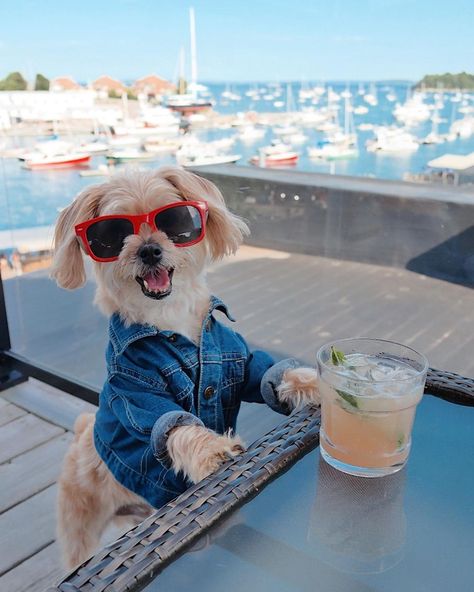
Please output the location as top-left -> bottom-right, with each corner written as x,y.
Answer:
92,75 -> 127,96
50,76 -> 82,91
133,75 -> 175,97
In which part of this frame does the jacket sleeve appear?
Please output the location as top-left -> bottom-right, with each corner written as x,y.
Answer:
239,349 -> 275,404
107,372 -> 204,462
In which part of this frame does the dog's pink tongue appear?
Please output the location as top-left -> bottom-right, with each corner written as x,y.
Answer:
144,269 -> 169,291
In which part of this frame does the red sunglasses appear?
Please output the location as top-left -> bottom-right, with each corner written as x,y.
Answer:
75,201 -> 208,262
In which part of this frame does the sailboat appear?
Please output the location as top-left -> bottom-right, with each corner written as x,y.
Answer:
165,8 -> 213,115
308,97 -> 358,160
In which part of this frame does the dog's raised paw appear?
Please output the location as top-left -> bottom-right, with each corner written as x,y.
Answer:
278,367 -> 321,410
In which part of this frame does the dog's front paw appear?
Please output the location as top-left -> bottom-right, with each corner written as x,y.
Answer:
167,425 -> 245,484
190,431 -> 245,483
277,367 -> 320,411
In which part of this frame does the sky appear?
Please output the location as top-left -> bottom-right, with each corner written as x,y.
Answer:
1,0 -> 473,84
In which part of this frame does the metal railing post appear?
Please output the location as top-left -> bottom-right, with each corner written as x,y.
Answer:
0,269 -> 11,351
0,270 -> 27,391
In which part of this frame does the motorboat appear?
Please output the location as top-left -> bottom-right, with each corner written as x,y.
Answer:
175,136 -> 240,167
250,142 -> 299,167
143,138 -> 181,154
393,94 -> 430,125
78,139 -> 110,154
366,127 -> 419,153
106,149 -> 158,163
176,151 -> 241,167
308,138 -> 358,160
19,140 -> 91,169
353,105 -> 369,115
238,126 -> 266,141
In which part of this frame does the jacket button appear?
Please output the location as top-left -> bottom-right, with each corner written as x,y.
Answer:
168,334 -> 177,343
204,386 -> 215,399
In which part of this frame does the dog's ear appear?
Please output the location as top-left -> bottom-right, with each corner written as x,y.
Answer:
50,184 -> 105,289
159,166 -> 249,261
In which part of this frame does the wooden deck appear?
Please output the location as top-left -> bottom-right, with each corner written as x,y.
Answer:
0,380 -> 90,591
1,245 -> 473,590
0,381 -> 279,591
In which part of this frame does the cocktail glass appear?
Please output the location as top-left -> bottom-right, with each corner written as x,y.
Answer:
316,338 -> 428,477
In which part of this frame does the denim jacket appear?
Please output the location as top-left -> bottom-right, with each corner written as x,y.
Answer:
94,296 -> 292,508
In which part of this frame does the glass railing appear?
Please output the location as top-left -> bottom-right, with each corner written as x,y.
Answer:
1,162 -> 473,397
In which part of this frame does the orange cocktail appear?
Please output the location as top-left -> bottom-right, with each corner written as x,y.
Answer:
316,339 -> 428,477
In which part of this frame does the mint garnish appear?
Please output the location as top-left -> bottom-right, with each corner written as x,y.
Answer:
397,434 -> 405,449
331,346 -> 346,366
335,388 -> 359,409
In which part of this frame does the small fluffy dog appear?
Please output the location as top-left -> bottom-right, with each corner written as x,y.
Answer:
51,167 -> 319,568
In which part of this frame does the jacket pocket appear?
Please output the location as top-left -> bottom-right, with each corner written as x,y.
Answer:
221,353 -> 246,406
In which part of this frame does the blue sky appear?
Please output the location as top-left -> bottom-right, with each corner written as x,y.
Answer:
1,0 -> 473,83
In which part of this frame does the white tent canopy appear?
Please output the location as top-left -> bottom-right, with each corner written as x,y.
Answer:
427,152 -> 474,171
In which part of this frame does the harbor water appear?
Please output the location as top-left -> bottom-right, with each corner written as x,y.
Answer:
1,81 -> 474,236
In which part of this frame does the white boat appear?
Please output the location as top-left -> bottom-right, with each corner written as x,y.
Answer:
364,94 -> 378,106
308,142 -> 357,160
394,94 -> 430,125
358,123 -> 375,131
366,127 -> 419,153
450,116 -> 474,138
288,132 -> 308,145
353,105 -> 369,115
177,152 -> 241,167
21,151 -> 91,169
273,124 -> 299,136
176,135 -> 240,167
238,126 -> 266,141
79,164 -> 114,177
19,139 -> 91,169
137,105 -> 181,134
421,132 -> 445,145
143,138 -> 181,154
421,114 -> 445,144
106,149 -> 158,163
78,140 -> 109,154
250,141 -> 299,167
108,135 -> 142,147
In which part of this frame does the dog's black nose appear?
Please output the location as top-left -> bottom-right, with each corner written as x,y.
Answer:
138,243 -> 162,265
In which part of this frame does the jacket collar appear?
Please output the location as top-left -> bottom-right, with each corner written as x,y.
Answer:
109,295 -> 235,355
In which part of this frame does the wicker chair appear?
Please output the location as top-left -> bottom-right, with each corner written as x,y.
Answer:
48,368 -> 474,592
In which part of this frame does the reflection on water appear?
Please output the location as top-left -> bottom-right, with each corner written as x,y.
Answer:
308,455 -> 407,574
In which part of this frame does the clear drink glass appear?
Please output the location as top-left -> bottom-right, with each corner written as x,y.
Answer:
316,338 -> 428,477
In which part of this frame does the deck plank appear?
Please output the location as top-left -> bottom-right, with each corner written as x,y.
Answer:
3,378 -> 96,432
0,432 -> 72,514
0,484 -> 58,576
0,542 -> 63,592
0,414 -> 64,464
0,401 -> 27,427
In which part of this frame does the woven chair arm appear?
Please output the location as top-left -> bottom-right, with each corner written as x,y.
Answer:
426,367 -> 474,406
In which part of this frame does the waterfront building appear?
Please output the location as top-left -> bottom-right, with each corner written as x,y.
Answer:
132,74 -> 175,98
92,75 -> 127,98
50,76 -> 82,92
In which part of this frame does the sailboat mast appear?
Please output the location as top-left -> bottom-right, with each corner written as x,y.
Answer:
189,7 -> 198,97
178,46 -> 186,94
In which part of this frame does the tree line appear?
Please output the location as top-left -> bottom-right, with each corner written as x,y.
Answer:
0,72 -> 49,91
415,71 -> 474,90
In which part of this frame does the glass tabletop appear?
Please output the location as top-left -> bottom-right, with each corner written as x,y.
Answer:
144,395 -> 474,592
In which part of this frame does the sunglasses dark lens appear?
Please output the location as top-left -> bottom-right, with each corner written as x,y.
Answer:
85,218 -> 134,259
154,205 -> 203,245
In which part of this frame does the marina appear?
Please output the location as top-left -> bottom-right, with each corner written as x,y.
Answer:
2,81 -> 474,242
